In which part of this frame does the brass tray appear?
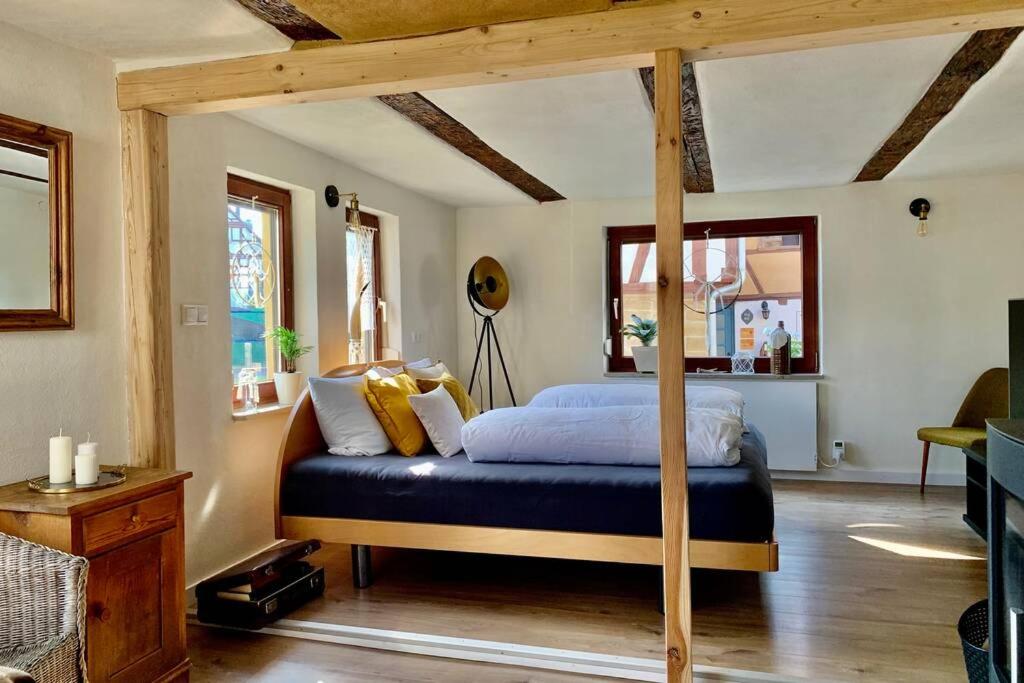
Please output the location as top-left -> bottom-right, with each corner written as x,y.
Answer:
28,466 -> 127,494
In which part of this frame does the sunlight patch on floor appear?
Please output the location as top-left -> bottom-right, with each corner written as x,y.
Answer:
848,535 -> 984,560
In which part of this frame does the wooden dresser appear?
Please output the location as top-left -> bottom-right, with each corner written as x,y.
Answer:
0,468 -> 192,683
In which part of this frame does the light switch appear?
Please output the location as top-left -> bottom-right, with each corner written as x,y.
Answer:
181,304 -> 208,326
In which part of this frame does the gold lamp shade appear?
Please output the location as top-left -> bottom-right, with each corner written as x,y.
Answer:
467,256 -> 509,312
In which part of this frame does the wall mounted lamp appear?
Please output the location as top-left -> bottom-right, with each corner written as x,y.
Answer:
325,185 -> 362,228
909,197 -> 931,237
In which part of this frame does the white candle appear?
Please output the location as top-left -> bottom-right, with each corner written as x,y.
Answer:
74,436 -> 99,486
49,431 -> 74,484
74,453 -> 98,486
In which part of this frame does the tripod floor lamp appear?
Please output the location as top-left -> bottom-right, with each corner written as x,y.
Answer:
467,256 -> 516,410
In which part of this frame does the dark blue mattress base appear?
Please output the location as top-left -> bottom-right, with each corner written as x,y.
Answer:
281,426 -> 774,543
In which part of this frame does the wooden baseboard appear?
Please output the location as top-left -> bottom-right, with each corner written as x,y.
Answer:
280,516 -> 778,572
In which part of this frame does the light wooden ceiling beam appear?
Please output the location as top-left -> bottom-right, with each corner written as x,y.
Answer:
289,0 -> 666,44
855,26 -> 1023,182
118,0 -> 1024,116
639,64 -> 714,193
377,93 -> 564,203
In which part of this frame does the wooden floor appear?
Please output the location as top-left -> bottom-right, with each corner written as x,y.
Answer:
189,481 -> 986,682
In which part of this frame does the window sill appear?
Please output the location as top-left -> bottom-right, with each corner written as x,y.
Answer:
231,403 -> 293,421
604,371 -> 824,381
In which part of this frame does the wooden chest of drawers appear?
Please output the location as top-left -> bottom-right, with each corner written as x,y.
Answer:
0,468 -> 192,683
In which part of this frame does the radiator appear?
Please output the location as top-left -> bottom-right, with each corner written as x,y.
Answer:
689,378 -> 819,472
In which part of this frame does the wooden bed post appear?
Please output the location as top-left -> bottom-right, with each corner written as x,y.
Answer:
121,109 -> 175,469
654,48 -> 692,683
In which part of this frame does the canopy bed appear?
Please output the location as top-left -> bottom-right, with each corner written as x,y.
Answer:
274,361 -> 778,582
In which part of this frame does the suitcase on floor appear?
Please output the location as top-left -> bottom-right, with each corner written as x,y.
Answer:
196,539 -> 324,629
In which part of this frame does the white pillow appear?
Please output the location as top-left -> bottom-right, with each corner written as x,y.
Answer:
407,385 -> 465,457
404,358 -> 434,369
308,376 -> 392,456
365,365 -> 402,379
405,361 -> 450,381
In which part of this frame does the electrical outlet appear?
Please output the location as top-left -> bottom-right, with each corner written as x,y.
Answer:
831,440 -> 846,465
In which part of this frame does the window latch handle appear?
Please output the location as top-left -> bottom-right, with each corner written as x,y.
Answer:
613,298 -> 619,320
378,300 -> 388,323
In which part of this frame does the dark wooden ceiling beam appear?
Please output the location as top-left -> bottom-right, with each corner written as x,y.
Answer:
639,64 -> 714,194
377,92 -> 565,203
856,27 -> 1022,182
236,1 -> 563,203
235,0 -> 339,41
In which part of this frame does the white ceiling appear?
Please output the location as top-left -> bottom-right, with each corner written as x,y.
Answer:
425,71 -> 654,201
698,33 -> 970,193
891,35 -> 1024,180
0,147 -> 48,195
235,99 -> 532,207
2,2 -> 1023,206
0,0 -> 291,70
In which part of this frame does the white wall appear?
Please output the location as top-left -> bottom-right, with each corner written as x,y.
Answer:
0,184 -> 51,309
0,22 -> 127,481
457,174 -> 1024,481
169,113 -> 457,585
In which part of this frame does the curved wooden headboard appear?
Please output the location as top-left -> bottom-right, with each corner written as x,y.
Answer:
273,359 -> 405,537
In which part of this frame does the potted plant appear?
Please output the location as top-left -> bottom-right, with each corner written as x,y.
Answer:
622,315 -> 658,373
265,326 -> 314,405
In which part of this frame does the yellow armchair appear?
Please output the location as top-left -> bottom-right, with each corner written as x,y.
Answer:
917,367 -> 1008,493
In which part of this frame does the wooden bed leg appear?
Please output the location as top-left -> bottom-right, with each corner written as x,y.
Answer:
351,544 -> 373,589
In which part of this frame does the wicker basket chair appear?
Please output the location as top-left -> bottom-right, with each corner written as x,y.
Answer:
0,533 -> 88,683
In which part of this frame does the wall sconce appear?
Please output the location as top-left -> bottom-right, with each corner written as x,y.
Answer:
760,300 -> 770,320
325,185 -> 362,228
909,198 -> 930,237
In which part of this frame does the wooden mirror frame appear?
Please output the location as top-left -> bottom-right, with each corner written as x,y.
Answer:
0,113 -> 73,331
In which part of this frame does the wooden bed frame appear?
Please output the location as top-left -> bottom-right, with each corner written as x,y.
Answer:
274,360 -> 779,574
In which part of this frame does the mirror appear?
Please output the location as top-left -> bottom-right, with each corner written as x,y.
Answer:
0,113 -> 73,330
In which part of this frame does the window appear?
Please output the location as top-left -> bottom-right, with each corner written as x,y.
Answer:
227,174 -> 293,404
607,217 -> 819,374
345,208 -> 383,364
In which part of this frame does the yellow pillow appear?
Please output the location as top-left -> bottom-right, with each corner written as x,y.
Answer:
364,373 -> 427,456
416,373 -> 480,421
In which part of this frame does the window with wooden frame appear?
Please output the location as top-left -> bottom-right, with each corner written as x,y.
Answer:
345,208 -> 384,363
607,216 -> 819,374
227,174 -> 293,405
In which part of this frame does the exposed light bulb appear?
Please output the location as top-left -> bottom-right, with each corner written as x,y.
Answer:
917,218 -> 928,237
348,194 -> 361,229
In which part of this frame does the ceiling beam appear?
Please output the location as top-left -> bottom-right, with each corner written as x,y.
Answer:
856,26 -> 1023,181
117,0 -> 1024,115
639,65 -> 713,193
234,0 -> 339,41
376,93 -> 564,203
289,0 -> 664,44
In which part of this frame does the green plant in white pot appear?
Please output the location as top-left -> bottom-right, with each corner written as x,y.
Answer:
265,326 -> 313,406
622,315 -> 658,373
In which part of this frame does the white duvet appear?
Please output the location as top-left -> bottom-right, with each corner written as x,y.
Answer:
527,383 -> 744,419
461,405 -> 743,467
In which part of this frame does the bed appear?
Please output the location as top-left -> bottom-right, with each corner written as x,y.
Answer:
274,361 -> 778,579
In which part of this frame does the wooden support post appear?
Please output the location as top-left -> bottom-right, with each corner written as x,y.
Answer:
121,109 -> 175,469
654,48 -> 692,683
